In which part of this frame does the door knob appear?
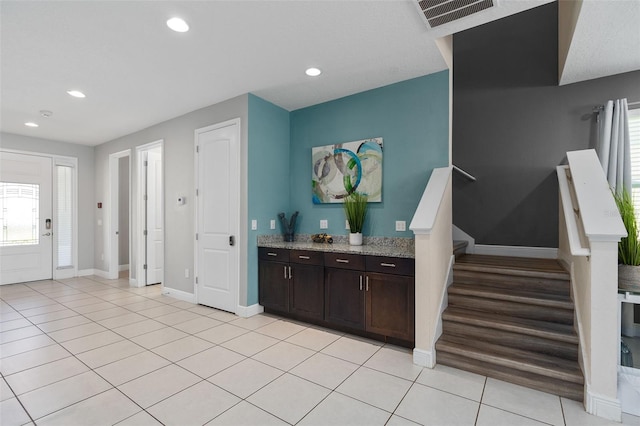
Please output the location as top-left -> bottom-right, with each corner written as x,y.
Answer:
42,232 -> 51,236
229,235 -> 235,246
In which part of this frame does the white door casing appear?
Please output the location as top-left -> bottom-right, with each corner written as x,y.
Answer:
0,152 -> 53,284
195,119 -> 240,313
145,148 -> 164,285
108,150 -> 131,280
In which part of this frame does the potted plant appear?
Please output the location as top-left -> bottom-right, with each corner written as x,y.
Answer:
344,192 -> 368,245
614,189 -> 640,292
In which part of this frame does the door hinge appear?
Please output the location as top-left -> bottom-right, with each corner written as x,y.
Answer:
144,160 -> 148,166
195,277 -> 198,284
196,189 -> 199,196
143,264 -> 147,270
143,230 -> 147,236
196,145 -> 199,153
195,233 -> 199,240
144,195 -> 148,201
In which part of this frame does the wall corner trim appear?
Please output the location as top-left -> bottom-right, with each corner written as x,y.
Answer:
585,385 -> 621,422
162,287 -> 196,304
413,348 -> 435,368
236,303 -> 264,318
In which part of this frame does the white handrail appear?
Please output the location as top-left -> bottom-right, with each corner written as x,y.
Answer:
410,166 -> 452,235
453,164 -> 476,182
557,165 -> 590,256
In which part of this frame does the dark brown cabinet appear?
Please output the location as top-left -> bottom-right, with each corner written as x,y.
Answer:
289,250 -> 324,320
259,246 -> 415,345
258,248 -> 289,312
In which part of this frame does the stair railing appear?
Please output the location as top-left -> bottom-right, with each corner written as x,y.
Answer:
409,166 -> 453,368
557,149 -> 627,421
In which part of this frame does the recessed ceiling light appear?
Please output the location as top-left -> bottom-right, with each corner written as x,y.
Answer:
167,17 -> 189,32
67,90 -> 86,98
305,67 -> 322,77
25,122 -> 39,128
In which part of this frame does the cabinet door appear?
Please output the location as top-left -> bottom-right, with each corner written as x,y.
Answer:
325,268 -> 365,330
290,264 -> 324,320
365,272 -> 415,341
258,260 -> 289,312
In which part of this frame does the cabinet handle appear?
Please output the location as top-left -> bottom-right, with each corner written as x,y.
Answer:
359,275 -> 363,291
380,262 -> 396,268
336,259 -> 349,263
366,276 -> 369,291
267,252 -> 278,257
298,255 -> 310,260
289,266 -> 292,279
284,266 -> 288,279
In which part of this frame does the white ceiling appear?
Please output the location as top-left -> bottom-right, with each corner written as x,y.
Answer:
0,0 -> 636,146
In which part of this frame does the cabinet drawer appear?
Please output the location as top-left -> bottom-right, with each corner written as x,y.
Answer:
324,252 -> 365,270
366,256 -> 415,276
258,247 -> 290,262
290,250 -> 323,266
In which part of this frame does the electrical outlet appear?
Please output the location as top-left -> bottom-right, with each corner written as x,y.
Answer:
395,220 -> 406,231
270,219 -> 276,229
320,219 -> 328,229
184,269 -> 189,278
251,219 -> 257,230
345,219 -> 350,230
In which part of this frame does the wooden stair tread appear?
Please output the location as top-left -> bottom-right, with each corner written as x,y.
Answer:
442,307 -> 578,343
449,283 -> 574,309
455,254 -> 569,280
436,338 -> 583,384
437,351 -> 584,401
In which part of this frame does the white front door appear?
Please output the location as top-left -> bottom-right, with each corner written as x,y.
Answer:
145,148 -> 163,285
196,119 -> 240,313
0,152 -> 53,285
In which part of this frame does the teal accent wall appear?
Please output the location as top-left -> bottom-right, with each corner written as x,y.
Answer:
289,72 -> 450,238
247,94 -> 291,305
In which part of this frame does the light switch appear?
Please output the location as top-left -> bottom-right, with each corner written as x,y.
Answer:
270,219 -> 276,229
395,221 -> 406,231
320,219 -> 328,229
251,219 -> 257,230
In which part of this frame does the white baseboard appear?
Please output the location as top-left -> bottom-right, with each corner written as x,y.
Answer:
585,385 -> 621,422
474,244 -> 558,259
87,269 -> 110,279
118,264 -> 129,272
54,269 -> 77,280
77,269 -> 95,277
413,348 -> 435,368
162,287 -> 196,303
236,303 -> 264,318
129,278 -> 138,287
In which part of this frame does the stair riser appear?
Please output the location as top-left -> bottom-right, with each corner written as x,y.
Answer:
453,270 -> 570,296
448,294 -> 574,324
442,321 -> 578,360
453,263 -> 569,281
437,351 -> 583,401
448,286 -> 573,310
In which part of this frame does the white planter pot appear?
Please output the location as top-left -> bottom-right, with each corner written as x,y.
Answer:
349,233 -> 363,246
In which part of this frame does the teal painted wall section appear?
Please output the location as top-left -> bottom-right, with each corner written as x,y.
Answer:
289,72 -> 450,238
247,94 -> 291,305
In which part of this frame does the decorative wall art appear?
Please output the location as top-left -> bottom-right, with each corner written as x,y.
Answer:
312,138 -> 383,204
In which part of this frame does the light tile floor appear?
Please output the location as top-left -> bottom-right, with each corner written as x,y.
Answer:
1,276 -> 639,426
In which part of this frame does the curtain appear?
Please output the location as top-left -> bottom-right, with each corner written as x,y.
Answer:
596,98 -> 631,194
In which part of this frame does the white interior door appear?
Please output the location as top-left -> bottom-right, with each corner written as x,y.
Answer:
145,148 -> 163,285
0,152 -> 53,285
196,119 -> 240,313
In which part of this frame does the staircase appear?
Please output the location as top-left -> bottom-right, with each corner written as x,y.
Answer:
436,254 -> 584,401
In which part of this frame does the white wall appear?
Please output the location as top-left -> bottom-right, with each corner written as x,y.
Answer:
93,95 -> 249,299
0,132 -> 95,270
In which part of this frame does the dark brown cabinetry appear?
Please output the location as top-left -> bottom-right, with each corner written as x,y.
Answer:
259,247 -> 415,345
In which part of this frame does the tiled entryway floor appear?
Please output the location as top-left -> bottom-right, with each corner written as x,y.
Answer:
1,276 -> 639,426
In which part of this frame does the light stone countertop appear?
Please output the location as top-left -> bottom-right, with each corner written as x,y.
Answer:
257,234 -> 415,259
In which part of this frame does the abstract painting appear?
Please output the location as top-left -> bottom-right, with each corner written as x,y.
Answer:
312,138 -> 383,204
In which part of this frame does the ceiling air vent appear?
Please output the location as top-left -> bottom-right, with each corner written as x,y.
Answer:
417,0 -> 494,28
